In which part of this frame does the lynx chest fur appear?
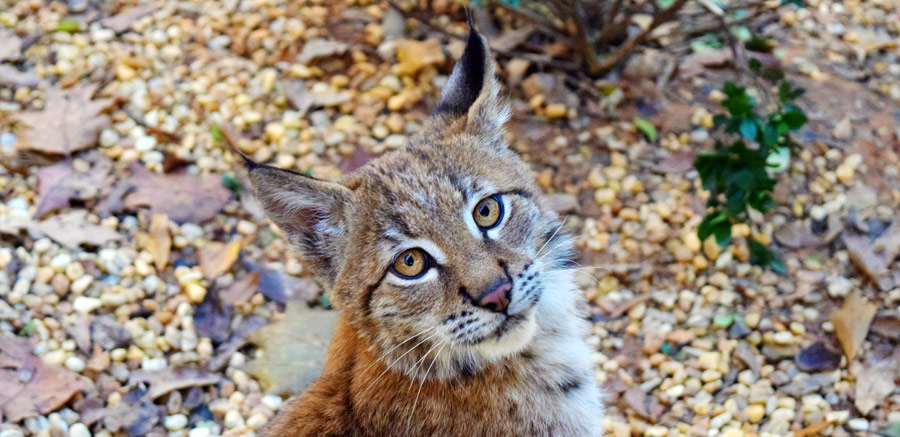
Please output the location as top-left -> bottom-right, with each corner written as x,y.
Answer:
246,23 -> 604,437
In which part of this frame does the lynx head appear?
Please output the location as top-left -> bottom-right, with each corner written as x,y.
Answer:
247,26 -> 578,381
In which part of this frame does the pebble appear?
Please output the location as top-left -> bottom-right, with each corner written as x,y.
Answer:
847,418 -> 869,431
594,188 -> 616,205
164,414 -> 189,431
545,103 -> 567,119
73,297 -> 102,313
246,413 -> 268,430
745,404 -> 765,423
185,283 -> 207,303
224,410 -> 245,428
261,395 -> 283,411
68,423 -> 90,437
65,356 -> 86,372
70,276 -> 93,294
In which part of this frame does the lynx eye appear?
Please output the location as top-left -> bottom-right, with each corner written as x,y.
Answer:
473,195 -> 504,229
391,248 -> 430,279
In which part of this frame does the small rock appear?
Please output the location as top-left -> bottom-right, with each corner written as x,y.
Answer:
164,414 -> 188,431
847,418 -> 869,432
73,296 -> 102,313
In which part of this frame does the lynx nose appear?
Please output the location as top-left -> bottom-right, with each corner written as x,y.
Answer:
477,280 -> 511,313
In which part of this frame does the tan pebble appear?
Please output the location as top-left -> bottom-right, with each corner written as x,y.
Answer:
594,188 -> 616,205
836,164 -> 854,186
697,352 -> 720,371
683,232 -> 702,252
673,245 -> 693,262
116,64 -> 136,81
644,426 -> 668,437
587,168 -> 606,188
545,103 -> 567,119
184,283 -> 207,303
745,404 -> 765,423
604,166 -> 627,181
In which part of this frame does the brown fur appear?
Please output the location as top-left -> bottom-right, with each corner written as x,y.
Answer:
248,27 -> 604,437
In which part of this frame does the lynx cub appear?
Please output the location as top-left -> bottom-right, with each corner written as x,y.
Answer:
246,24 -> 604,436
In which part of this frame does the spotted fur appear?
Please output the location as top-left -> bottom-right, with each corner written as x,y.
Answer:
249,25 -> 604,437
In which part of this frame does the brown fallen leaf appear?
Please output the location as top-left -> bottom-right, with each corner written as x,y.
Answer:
678,48 -> 733,79
490,25 -> 534,52
128,367 -> 221,400
296,38 -> 349,64
137,213 -> 171,271
870,315 -> 900,342
854,349 -> 900,415
0,333 -> 88,421
655,151 -> 697,174
30,210 -> 122,249
13,84 -> 113,155
833,116 -> 852,139
774,217 -> 843,249
219,271 -> 260,306
829,291 -> 877,362
394,39 -> 447,76
122,163 -> 232,224
0,65 -> 41,88
198,239 -> 241,280
100,2 -> 163,33
247,302 -> 339,395
35,152 -> 112,218
0,29 -> 22,62
843,221 -> 900,291
795,419 -> 830,437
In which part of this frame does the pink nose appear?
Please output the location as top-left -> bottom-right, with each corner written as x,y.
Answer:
478,282 -> 511,313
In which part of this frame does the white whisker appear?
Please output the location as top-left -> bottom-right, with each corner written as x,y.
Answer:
407,341 -> 447,433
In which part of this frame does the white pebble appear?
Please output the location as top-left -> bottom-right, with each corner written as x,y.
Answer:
73,297 -> 102,313
70,276 -> 93,295
164,414 -> 188,431
261,395 -> 283,411
65,356 -> 86,373
68,423 -> 90,437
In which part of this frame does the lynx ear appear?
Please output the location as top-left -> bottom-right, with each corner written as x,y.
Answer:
433,20 -> 509,135
244,158 -> 351,286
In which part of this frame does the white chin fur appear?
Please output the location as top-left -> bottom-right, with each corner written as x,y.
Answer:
471,310 -> 538,360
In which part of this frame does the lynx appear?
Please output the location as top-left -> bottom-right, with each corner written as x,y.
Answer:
245,23 -> 604,436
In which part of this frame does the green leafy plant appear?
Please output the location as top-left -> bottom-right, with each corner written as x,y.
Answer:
694,59 -> 807,273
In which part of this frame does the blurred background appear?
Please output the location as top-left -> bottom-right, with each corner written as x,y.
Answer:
1,0 -> 900,436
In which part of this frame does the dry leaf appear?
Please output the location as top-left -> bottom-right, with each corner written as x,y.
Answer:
854,349 -> 900,415
0,65 -> 41,88
833,116 -> 852,139
870,315 -> 900,342
296,38 -> 349,64
795,420 -> 830,437
122,163 -> 232,224
774,217 -> 843,249
13,84 -> 112,155
137,213 -> 171,270
128,367 -> 221,400
394,39 -> 446,75
829,292 -> 877,361
219,272 -> 260,305
34,152 -> 112,218
30,210 -> 122,249
490,25 -> 534,52
843,221 -> 900,290
0,29 -> 22,62
247,302 -> 339,395
100,2 -> 163,33
198,239 -> 241,280
0,333 -> 88,421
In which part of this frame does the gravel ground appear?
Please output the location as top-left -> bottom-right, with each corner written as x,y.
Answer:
0,0 -> 899,436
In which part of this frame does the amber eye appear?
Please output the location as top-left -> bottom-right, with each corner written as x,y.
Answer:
392,248 -> 430,279
473,195 -> 504,229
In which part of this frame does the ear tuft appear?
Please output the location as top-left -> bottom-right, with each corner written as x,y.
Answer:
433,22 -> 490,117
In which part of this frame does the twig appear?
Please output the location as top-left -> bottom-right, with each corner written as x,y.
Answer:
589,0 -> 691,74
387,1 -> 582,72
489,0 -> 567,40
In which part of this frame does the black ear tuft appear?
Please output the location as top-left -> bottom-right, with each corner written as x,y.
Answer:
433,21 -> 487,116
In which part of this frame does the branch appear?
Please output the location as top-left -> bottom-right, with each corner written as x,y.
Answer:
590,0 -> 691,74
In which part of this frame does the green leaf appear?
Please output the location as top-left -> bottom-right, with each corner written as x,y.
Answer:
633,118 -> 657,142
698,212 -> 727,241
739,118 -> 758,140
714,222 -> 732,247
783,107 -> 807,129
209,124 -> 225,143
749,238 -> 785,273
54,19 -> 82,33
221,174 -> 242,195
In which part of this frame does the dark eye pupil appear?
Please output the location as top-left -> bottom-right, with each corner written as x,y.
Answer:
479,205 -> 490,216
404,254 -> 414,266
